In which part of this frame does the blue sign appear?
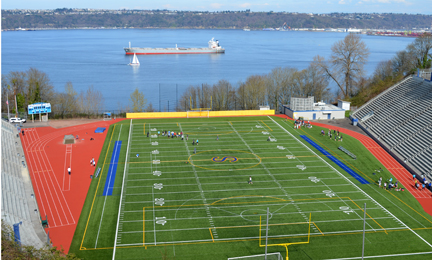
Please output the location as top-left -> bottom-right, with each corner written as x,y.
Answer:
13,222 -> 21,245
28,102 -> 51,115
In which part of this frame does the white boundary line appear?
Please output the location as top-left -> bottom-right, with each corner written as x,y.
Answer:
95,124 -> 123,248
324,251 -> 432,259
268,116 -> 432,248
112,119 -> 133,260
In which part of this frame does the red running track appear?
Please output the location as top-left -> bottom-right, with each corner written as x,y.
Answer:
275,115 -> 432,216
20,120 -> 124,253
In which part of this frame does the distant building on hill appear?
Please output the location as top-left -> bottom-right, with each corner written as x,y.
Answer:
282,96 -> 346,120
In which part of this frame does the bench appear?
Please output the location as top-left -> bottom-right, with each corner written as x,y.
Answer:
338,146 -> 357,160
95,167 -> 101,178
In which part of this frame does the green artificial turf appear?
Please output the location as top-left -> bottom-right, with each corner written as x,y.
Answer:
69,116 -> 432,260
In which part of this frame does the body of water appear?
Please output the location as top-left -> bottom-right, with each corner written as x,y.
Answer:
1,29 -> 414,110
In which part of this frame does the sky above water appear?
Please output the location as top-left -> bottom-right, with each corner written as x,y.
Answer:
2,0 -> 432,14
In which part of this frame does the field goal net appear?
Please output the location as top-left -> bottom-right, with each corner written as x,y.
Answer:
187,110 -> 210,118
228,252 -> 282,260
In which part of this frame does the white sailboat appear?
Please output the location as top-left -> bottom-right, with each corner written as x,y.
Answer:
128,53 -> 140,66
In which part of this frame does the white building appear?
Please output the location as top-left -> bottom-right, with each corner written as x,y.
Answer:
338,100 -> 351,110
282,97 -> 346,120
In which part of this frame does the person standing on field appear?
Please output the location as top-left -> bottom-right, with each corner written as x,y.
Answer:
68,167 -> 71,175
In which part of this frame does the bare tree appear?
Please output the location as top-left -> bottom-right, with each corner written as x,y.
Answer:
314,34 -> 369,98
198,83 -> 212,109
179,86 -> 198,111
275,67 -> 298,109
373,60 -> 394,82
392,50 -> 417,76
52,82 -> 78,117
267,67 -> 295,111
146,103 -> 156,112
240,75 -> 267,110
129,87 -> 146,112
212,80 -> 233,110
26,68 -> 54,105
407,33 -> 432,69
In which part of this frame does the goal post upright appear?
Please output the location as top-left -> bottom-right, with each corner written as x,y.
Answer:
259,212 -> 312,260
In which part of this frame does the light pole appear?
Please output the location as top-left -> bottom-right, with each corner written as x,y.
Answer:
6,86 -> 10,120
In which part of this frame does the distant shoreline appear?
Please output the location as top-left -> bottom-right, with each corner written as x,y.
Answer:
2,27 -> 427,38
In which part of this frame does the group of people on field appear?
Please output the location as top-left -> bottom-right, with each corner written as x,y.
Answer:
293,119 -> 312,129
378,176 -> 403,191
321,128 -> 343,142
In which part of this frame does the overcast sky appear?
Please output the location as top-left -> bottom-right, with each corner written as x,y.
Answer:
2,0 -> 432,14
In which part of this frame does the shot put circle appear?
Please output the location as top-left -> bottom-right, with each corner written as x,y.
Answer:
188,149 -> 261,171
240,209 -> 273,222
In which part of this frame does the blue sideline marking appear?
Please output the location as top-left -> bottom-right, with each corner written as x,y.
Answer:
103,141 -> 122,196
300,135 -> 369,184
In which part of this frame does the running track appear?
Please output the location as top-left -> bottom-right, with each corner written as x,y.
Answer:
275,115 -> 432,217
20,119 -> 123,253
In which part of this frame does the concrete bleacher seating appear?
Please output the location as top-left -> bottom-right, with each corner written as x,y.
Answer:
352,76 -> 432,177
1,121 -> 45,248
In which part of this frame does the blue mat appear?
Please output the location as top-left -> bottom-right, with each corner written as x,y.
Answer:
300,135 -> 369,184
95,127 -> 106,133
103,141 -> 122,196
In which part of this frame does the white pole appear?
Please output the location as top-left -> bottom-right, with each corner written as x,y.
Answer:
362,203 -> 366,260
7,88 -> 10,120
265,207 -> 269,260
15,95 -> 18,118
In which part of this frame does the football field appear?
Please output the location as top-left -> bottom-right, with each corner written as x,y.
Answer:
71,116 -> 432,260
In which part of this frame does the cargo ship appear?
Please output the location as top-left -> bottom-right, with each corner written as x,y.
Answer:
124,38 -> 225,55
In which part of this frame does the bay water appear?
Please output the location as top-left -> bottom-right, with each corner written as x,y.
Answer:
1,29 -> 414,111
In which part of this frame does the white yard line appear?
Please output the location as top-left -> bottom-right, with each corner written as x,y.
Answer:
179,123 -> 219,239
112,120 -> 133,260
152,186 -> 156,245
268,116 -> 432,248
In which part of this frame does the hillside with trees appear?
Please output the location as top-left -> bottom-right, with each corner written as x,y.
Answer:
2,9 -> 432,30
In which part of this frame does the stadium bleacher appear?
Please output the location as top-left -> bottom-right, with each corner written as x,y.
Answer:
352,75 -> 432,182
1,120 -> 46,248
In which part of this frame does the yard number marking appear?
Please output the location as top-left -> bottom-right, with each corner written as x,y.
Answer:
256,125 -> 263,128
156,217 -> 167,226
152,142 -> 158,145
154,198 -> 165,206
308,176 -> 320,183
153,183 -> 163,190
152,160 -> 161,164
297,165 -> 306,171
286,155 -> 296,159
262,131 -> 269,135
323,190 -> 336,198
153,171 -> 162,176
151,128 -> 157,131
339,206 -> 354,215
151,134 -> 157,138
152,150 -> 159,155
277,146 -> 285,150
